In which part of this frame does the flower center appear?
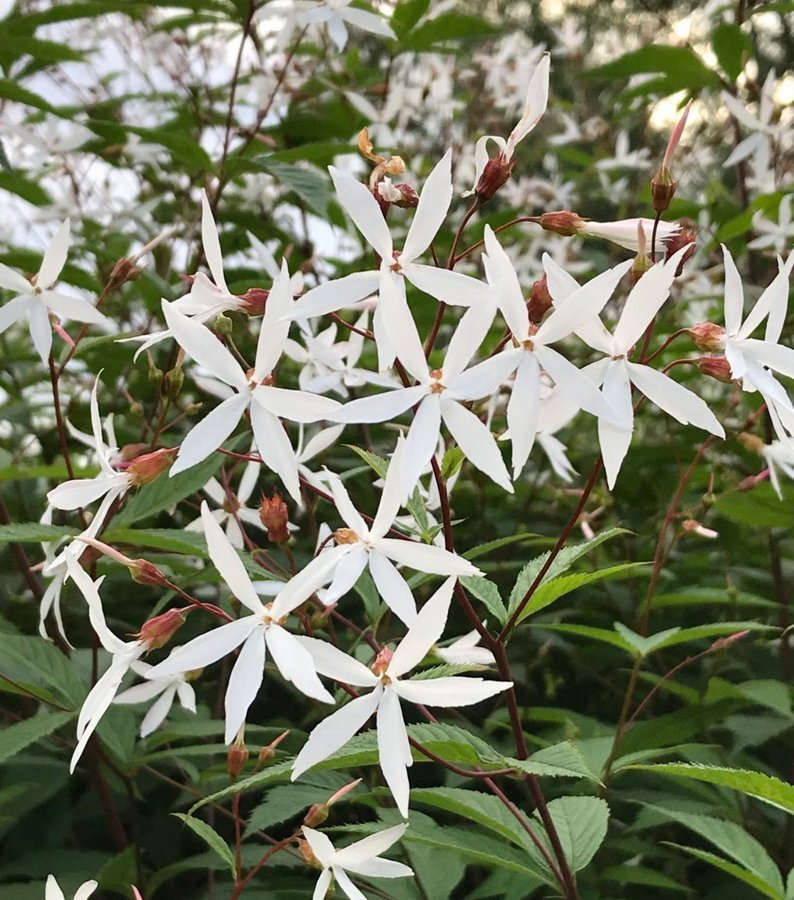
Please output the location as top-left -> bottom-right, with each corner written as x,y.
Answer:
334,528 -> 360,545
429,369 -> 445,393
389,250 -> 402,272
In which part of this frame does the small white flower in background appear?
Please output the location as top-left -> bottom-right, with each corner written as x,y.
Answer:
281,436 -> 481,626
292,578 -> 512,816
114,660 -> 196,738
295,423 -> 346,497
163,260 -> 340,501
302,823 -> 413,900
290,151 -> 491,370
748,194 -> 794,255
146,503 -> 333,743
595,130 -> 651,174
186,453 -> 263,549
65,557 -> 148,773
466,53 -> 551,195
0,219 -> 107,362
762,440 -> 794,499
435,628 -> 496,666
45,874 -> 97,900
300,0 -> 396,52
722,70 -> 784,169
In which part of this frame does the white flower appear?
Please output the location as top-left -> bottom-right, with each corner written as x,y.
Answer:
65,557 -> 148,773
300,0 -> 395,52
723,70 -> 784,168
435,629 -> 495,666
292,578 -> 512,816
303,823 -> 413,900
45,875 -> 97,900
466,53 -> 551,194
281,437 -> 482,626
290,151 -> 491,370
763,440 -> 794,499
0,219 -> 107,362
164,261 -> 340,501
296,423 -> 346,497
146,502 -> 333,743
748,195 -> 794,255
114,660 -> 196,738
579,218 -> 679,253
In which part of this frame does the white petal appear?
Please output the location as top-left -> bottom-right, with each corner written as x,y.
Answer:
266,624 -> 333,702
612,255 -> 678,352
535,345 -> 617,422
378,537 -> 479,577
249,401 -> 302,504
598,360 -> 634,490
323,543 -> 369,604
334,824 -> 408,870
254,258 -> 291,378
449,350 -> 518,401
0,294 -> 31,333
399,395 -> 442,496
293,635 -> 378,686
113,679 -> 166,706
303,828 -> 335,869
273,544 -> 354,615
741,339 -> 794,379
377,688 -> 411,817
28,300 -> 52,363
43,291 -> 108,326
45,876 -> 65,900
505,52 -> 550,156
47,474 -> 124,511
38,219 -> 70,288
201,501 -> 263,614
441,398 -> 513,492
171,392 -> 249,475
74,881 -> 99,900
162,301 -> 246,390
300,424 -> 346,462
329,166 -> 393,261
370,437 -> 406,540
292,685 -> 383,779
312,867 -> 333,900
333,868 -> 368,900
442,304 -> 495,384
332,385 -> 426,425
388,577 -> 455,678
65,556 -> 127,654
379,271 -> 429,383
254,385 -> 340,423
626,362 -> 725,436
484,227 -> 528,336
368,551 -> 417,626
507,354 -> 541,477
71,659 -> 129,772
401,150 -> 453,263
201,189 -> 229,293
0,263 -> 31,294
341,7 -> 396,39
225,629 -> 267,742
146,616 -> 260,679
139,685 -> 178,737
323,470 -> 367,535
404,264 -> 489,307
396,676 -> 512,707
340,857 -> 414,879
290,272 -> 380,320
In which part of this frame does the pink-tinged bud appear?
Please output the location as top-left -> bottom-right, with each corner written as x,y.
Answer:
681,518 -> 718,539
527,275 -> 553,323
686,323 -> 726,352
130,560 -> 170,587
227,729 -> 249,778
697,355 -> 734,383
651,102 -> 691,215
132,888 -> 144,900
109,256 -> 142,287
372,646 -> 394,677
475,151 -> 517,201
118,442 -> 150,462
127,447 -> 178,485
737,431 -> 765,454
303,778 -> 361,827
259,492 -> 290,543
709,629 -> 750,652
630,221 -> 651,285
737,472 -> 769,491
664,220 -> 697,274
239,288 -> 269,317
538,210 -> 586,237
257,729 -> 289,768
76,537 -> 169,586
135,607 -> 188,650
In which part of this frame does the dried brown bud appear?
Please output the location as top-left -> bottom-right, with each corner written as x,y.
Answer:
651,167 -> 677,215
697,355 -> 734,383
239,288 -> 269,317
227,731 -> 249,778
537,210 -> 586,237
297,837 -> 320,867
474,152 -> 517,201
136,608 -> 188,650
257,729 -> 289,768
527,275 -> 553,324
664,220 -> 697,274
392,183 -> 418,209
109,257 -> 143,287
259,492 -> 290,543
686,323 -> 726,352
127,447 -> 178,485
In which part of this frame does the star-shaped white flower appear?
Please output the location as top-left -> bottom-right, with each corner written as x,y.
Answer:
0,219 -> 107,362
164,260 -> 340,501
114,660 -> 197,738
748,194 -> 794,255
146,502 -> 333,743
303,823 -> 413,900
292,578 -> 512,816
300,0 -> 396,52
289,151 -> 490,370
282,437 -> 482,626
45,875 -> 97,900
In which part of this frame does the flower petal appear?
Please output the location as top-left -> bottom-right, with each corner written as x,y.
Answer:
333,867 -> 369,900
28,300 -> 53,363
401,150 -> 453,263
293,635 -> 378,687
273,544 -> 354,616
249,401 -> 302,504
139,684 -> 178,737
396,676 -> 512,707
368,550 -> 417,627
201,189 -> 229,293
334,824 -> 409,870
450,349 -> 519,402
507,354 -> 541,477
441,397 -> 513,492
377,537 -> 480,577
322,543 -> 369,604
721,244 -> 744,337
332,385 -> 426,425
201,501 -> 263,614
42,290 -> 108,326
388,577 -> 455,678
224,629 -> 266,742
38,219 -> 70,288
254,258 -> 291,378
254,385 -> 341,423
379,271 -> 429,383
290,272 -> 380,320
266,624 -> 333,703
442,304 -> 495,384
376,687 -> 411,817
303,827 -> 335,869
612,253 -> 682,352
311,866 -> 333,900
329,166 -> 393,261
146,616 -> 260,680
0,263 -> 31,294
399,395 -> 442,496
626,362 -> 725,437
171,392 -> 249,476
404,264 -> 489,307
370,437 -> 406,540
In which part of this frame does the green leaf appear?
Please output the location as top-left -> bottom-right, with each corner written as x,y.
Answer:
667,843 -> 783,899
405,12 -> 498,51
460,575 -> 507,625
0,140 -> 11,171
256,159 -> 332,219
509,742 -> 601,785
585,45 -> 721,91
102,527 -> 208,556
716,483 -> 794,528
128,127 -> 213,171
0,171 -> 51,206
173,814 -> 236,879
626,764 -> 794,815
542,796 -> 610,871
513,562 -> 650,625
0,634 -> 85,707
345,444 -> 388,478
440,446 -> 465,480
712,23 -> 753,81
0,711 -> 74,766
463,531 -> 544,560
0,523 -> 78,544
391,0 -> 431,37
0,78 -> 55,112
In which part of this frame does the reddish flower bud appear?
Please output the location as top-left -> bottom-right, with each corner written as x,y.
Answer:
129,560 -> 170,587
697,355 -> 734,383
118,442 -> 149,462
303,778 -> 361,828
127,447 -> 178,485
392,183 -> 419,209
135,607 -> 188,650
681,518 -> 718,539
664,221 -> 697,274
227,731 -> 249,778
709,630 -> 750,652
686,322 -> 726,352
651,167 -> 676,215
109,256 -> 142,287
259,492 -> 290,543
527,275 -> 553,323
239,288 -> 269,317
474,152 -> 517,201
537,210 -> 586,237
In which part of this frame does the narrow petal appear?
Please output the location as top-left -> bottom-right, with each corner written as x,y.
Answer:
378,537 -> 480,577
290,272 -> 380,320
326,471 -> 368,534
329,167 -> 393,261
405,264 -> 489,307
266,624 -> 334,702
333,867 -> 369,900
388,577 -> 455,678
224,629 -> 266,742
139,685 -> 178,737
535,345 -> 617,422
0,294 -> 31,335
626,362 -> 725,436
146,616 -> 259,679
379,271 -> 429,383
254,258 -> 291,378
302,827 -> 336,868
441,398 -> 513,493
401,150 -> 453,263
341,7 -> 396,39
399,395 -> 442,497
396,676 -> 512,707
341,858 -> 413,879
741,339 -> 794,379
114,680 -> 167,705
201,501 -> 263,614
249,401 -> 302,503
505,52 -> 550,156
47,474 -> 124,511
171,392 -> 249,476
28,300 -> 52,363
612,253 -> 682,352
201,189 -> 229,293
293,635 -> 378,687
254,385 -> 341,423
598,360 -> 634,490
46,875 -> 66,900
273,544 -> 354,615
507,354 -> 541,477
721,244 -> 744,337
0,263 -> 31,294
370,437 -> 406,540
42,290 -> 108,326
38,219 -> 70,288
442,304 -> 496,384
332,385 -> 426,425
322,543 -> 369,604
312,867 -> 333,900
376,688 -> 411,817
292,686 -> 383,779
368,551 -> 417,626
450,349 -> 519,401
300,424 -> 346,462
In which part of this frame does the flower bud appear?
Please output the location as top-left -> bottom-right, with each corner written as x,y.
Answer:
148,358 -> 163,385
681,518 -> 718,539
259,492 -> 290,543
664,220 -> 697,274
537,210 -> 586,237
239,288 -> 269,317
630,221 -> 651,285
697,355 -> 733,383
709,629 -> 750,652
297,837 -> 321,868
686,323 -> 726,352
392,183 -> 418,209
127,447 -> 178,485
109,256 -> 143,287
164,365 -> 184,399
474,152 -> 517,201
257,729 -> 289,768
303,778 -> 361,827
527,275 -> 553,323
227,729 -> 249,778
136,607 -> 188,650
129,559 -> 169,587
119,442 -> 149,462
651,167 -> 676,215
737,432 -> 765,454
212,313 -> 234,337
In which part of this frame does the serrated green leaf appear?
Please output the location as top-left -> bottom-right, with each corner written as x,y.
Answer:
0,634 -> 84,707
0,523 -> 78,544
716,483 -> 794,528
440,446 -> 465,480
541,796 -> 609,871
0,711 -> 74,766
460,575 -> 507,625
244,773 -> 351,837
712,23 -> 753,81
463,531 -> 543,561
257,159 -> 332,219
102,527 -> 208,556
667,843 -> 783,899
509,742 -> 601,785
173,814 -> 236,878
345,444 -> 388,478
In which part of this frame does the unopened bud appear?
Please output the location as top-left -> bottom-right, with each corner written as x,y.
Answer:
738,432 -> 765,454
119,442 -> 149,462
148,359 -> 163,385
630,221 -> 651,284
259,492 -> 290,543
212,313 -> 233,336
664,220 -> 697,274
136,607 -> 188,650
537,210 -> 586,237
127,447 -> 178,485
686,322 -> 726,352
709,629 -> 750,652
392,182 -> 418,209
697,355 -> 733,383
474,152 -> 517,201
164,365 -> 184,399
681,518 -> 718,539
227,729 -> 249,778
297,837 -> 320,867
109,257 -> 143,287
129,559 -> 170,587
130,401 -> 145,418
651,167 -> 676,215
76,536 -> 170,587
303,778 -> 361,828
527,275 -> 553,323
257,729 -> 289,767
239,288 -> 269,317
